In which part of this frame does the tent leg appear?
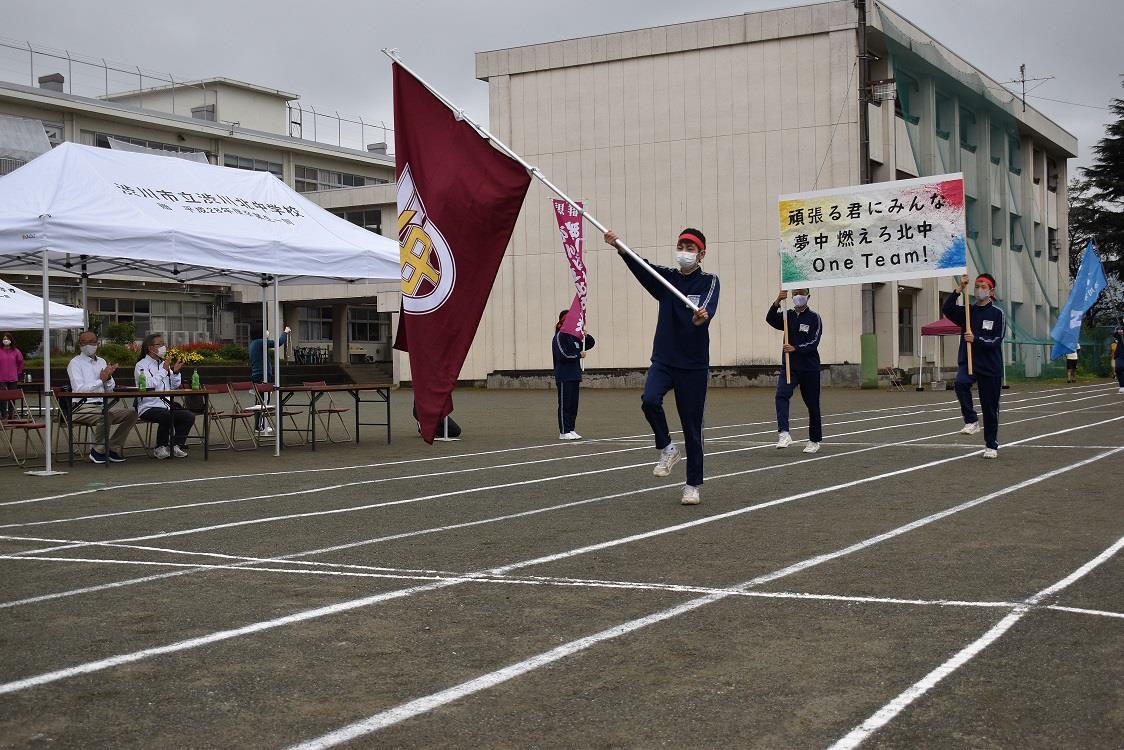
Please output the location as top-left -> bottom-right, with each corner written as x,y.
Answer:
28,249 -> 65,476
273,275 -> 281,457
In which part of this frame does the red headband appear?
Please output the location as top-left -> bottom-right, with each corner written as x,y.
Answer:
678,232 -> 705,251
975,275 -> 995,289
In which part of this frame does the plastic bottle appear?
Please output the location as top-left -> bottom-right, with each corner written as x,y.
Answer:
191,370 -> 201,390
137,370 -> 147,391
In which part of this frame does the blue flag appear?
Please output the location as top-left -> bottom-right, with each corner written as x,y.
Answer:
1050,241 -> 1107,360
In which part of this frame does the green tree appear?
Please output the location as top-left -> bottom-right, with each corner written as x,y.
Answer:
1068,80 -> 1124,326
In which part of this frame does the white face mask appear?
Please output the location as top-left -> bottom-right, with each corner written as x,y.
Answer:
974,288 -> 991,301
80,344 -> 98,357
1,338 -> 10,346
675,251 -> 699,271
792,294 -> 809,308
156,345 -> 167,358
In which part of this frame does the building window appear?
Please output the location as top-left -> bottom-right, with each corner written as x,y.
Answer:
349,307 -> 389,343
224,154 -> 283,178
898,294 -> 914,355
80,130 -> 204,157
294,165 -> 388,192
333,207 -> 382,234
148,299 -> 212,341
89,297 -> 151,337
1048,227 -> 1059,262
299,306 -> 333,341
1008,135 -> 1022,175
43,121 -> 64,147
191,104 -> 216,122
959,107 -> 977,152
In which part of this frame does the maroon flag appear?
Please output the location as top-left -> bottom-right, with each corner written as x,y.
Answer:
393,63 -> 531,443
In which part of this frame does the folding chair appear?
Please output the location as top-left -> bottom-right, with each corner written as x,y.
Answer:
0,389 -> 47,467
302,380 -> 352,444
50,387 -> 99,460
252,382 -> 306,446
882,367 -> 905,392
187,384 -> 258,451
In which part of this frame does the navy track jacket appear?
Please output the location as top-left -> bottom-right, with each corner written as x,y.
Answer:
621,253 -> 719,370
552,332 -> 596,381
943,293 -> 1005,378
765,305 -> 822,372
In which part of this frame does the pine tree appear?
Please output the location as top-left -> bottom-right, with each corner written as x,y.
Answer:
1068,80 -> 1124,325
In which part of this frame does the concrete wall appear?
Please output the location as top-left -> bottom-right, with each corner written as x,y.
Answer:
469,2 -> 864,380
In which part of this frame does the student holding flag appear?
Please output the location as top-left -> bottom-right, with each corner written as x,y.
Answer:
766,288 -> 823,453
604,227 -> 719,506
1113,321 -> 1124,393
943,273 -> 1005,458
552,310 -> 596,440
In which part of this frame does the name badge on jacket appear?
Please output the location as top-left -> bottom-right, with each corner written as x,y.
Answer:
799,324 -> 810,333
982,320 -> 994,331
687,295 -> 701,307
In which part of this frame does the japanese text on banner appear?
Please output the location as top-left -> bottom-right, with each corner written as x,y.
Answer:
552,199 -> 587,337
777,173 -> 967,289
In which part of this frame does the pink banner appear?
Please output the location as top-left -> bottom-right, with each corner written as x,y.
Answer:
552,199 -> 587,338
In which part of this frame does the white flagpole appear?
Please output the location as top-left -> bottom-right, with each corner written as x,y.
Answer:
383,49 -> 699,313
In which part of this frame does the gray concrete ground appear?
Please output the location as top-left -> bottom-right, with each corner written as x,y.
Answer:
0,381 -> 1122,749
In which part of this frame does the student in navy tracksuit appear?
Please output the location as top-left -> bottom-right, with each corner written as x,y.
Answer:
604,227 -> 719,506
552,310 -> 596,440
766,288 -> 824,453
943,273 -> 1005,458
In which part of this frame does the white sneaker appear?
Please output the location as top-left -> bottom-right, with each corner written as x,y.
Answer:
558,431 -> 582,440
959,422 -> 982,435
257,426 -> 274,436
559,433 -> 569,440
802,442 -> 821,454
681,485 -> 700,505
1118,387 -> 1124,394
153,446 -> 171,460
173,445 -> 188,458
982,448 -> 998,459
653,444 -> 681,477
776,432 -> 792,449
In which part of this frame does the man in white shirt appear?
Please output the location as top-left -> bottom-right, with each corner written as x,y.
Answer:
134,333 -> 196,459
66,331 -> 139,464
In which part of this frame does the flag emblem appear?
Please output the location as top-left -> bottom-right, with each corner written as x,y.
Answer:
398,164 -> 456,314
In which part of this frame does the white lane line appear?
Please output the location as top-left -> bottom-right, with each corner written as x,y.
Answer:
10,391 -> 1058,530
2,418 -> 1118,699
285,444 -> 1124,750
9,390 -> 1114,553
3,401 -> 1116,609
1045,605 -> 1124,620
828,533 -> 1124,750
4,383 -> 1104,509
13,551 -> 1124,625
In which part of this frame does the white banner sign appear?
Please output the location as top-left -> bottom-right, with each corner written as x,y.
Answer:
778,173 -> 967,289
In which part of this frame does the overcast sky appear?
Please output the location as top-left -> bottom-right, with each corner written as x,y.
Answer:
2,0 -> 1119,171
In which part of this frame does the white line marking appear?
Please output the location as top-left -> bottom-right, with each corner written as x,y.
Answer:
3,402 -> 1117,610
2,419 -> 1118,699
4,383 -> 1104,509
9,391 -> 1114,554
285,445 -> 1124,749
828,533 -> 1124,750
1045,605 -> 1124,620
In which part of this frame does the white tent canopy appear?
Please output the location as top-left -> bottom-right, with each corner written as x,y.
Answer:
0,276 -> 84,329
0,142 -> 399,284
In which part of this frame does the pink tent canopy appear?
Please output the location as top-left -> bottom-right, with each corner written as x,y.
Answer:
921,317 -> 961,336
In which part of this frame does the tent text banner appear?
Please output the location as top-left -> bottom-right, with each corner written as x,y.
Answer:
778,173 -> 967,289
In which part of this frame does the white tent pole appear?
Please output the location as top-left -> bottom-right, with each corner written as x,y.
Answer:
31,249 -> 57,475
273,275 -> 281,457
80,260 -> 88,329
382,48 -> 698,313
917,336 -> 924,391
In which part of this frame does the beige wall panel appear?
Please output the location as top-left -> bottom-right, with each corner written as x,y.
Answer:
682,51 -> 703,142
578,66 -> 596,153
732,133 -> 752,241
667,56 -> 687,142
651,54 -> 671,145
779,38 -> 801,131
636,57 -> 656,147
714,46 -> 734,137
715,135 -> 736,244
608,63 -> 625,149
793,3 -> 813,36
684,138 -> 704,228
622,60 -> 640,147
563,68 -> 582,154
593,65 -> 612,150
811,33 -> 832,127
748,131 -> 770,241
776,7 -> 797,39
795,35 -> 816,129
625,144 -> 643,240
669,139 -> 687,230
745,42 -> 766,135
701,136 -> 721,242
639,143 -> 658,250
762,40 -> 782,133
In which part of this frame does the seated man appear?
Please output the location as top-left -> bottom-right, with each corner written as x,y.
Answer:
134,333 -> 196,459
66,331 -> 139,464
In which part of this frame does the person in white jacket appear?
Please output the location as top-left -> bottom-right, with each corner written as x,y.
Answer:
134,333 -> 196,459
66,331 -> 138,463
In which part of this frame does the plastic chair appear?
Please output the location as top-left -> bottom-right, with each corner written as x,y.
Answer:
882,367 -> 905,391
252,382 -> 306,446
302,380 -> 352,443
